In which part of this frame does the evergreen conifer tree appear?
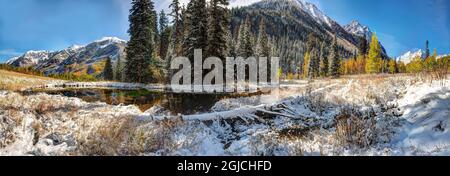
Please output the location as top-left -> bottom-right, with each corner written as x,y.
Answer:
159,10 -> 170,60
319,42 -> 329,77
206,0 -> 230,59
115,57 -> 123,81
226,31 -> 237,58
169,0 -> 183,55
256,18 -> 271,57
182,0 -> 208,60
329,35 -> 340,78
103,57 -> 114,81
358,36 -> 368,56
425,40 -> 430,59
238,17 -> 254,58
125,0 -> 156,83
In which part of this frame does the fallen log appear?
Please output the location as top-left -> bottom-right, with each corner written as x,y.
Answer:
142,104 -> 298,122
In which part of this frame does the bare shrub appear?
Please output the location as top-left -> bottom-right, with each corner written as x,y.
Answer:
31,121 -> 43,145
125,119 -> 183,155
306,93 -> 328,115
0,112 -> 20,148
334,108 -> 376,148
35,102 -> 56,115
249,131 -> 278,156
76,116 -> 186,156
76,116 -> 135,156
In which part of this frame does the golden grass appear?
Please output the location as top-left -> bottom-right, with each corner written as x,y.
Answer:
0,70 -> 61,91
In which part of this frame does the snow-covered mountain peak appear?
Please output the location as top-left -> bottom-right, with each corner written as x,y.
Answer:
95,37 -> 126,44
437,54 -> 449,59
24,50 -> 48,55
229,0 -> 263,8
253,0 -> 333,27
23,50 -> 50,61
5,57 -> 19,64
6,37 -> 127,73
92,37 -> 127,49
344,20 -> 372,39
300,1 -> 332,27
396,49 -> 424,64
68,44 -> 84,50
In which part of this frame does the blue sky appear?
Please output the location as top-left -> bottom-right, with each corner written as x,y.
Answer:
0,0 -> 449,62
310,0 -> 450,57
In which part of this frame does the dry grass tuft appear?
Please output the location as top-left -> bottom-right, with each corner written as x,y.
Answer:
334,108 -> 377,148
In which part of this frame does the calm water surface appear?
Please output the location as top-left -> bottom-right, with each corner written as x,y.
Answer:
27,89 -> 261,115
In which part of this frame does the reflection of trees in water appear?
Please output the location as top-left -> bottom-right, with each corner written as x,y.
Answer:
103,89 -> 112,105
35,89 -> 262,115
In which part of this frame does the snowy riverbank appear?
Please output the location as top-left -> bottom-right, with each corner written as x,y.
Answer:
0,75 -> 448,156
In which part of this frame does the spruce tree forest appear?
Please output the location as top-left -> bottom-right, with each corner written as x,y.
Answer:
118,0 -> 449,84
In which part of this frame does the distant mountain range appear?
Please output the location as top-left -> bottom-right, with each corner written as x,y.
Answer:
396,49 -> 449,64
396,49 -> 424,64
6,37 -> 126,75
234,0 -> 388,58
6,0 -> 393,75
343,20 -> 388,57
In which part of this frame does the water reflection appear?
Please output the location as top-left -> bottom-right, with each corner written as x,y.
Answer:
28,89 -> 260,115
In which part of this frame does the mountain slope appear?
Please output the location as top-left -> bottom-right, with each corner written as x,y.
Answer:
343,20 -> 388,58
230,0 -> 361,73
396,49 -> 424,64
247,0 -> 358,45
7,37 -> 126,76
344,20 -> 372,40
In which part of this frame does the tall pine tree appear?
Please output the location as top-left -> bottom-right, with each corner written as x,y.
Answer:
238,17 -> 254,58
206,0 -> 230,59
256,18 -> 270,57
306,34 -> 319,79
182,0 -> 208,60
425,40 -> 430,59
319,42 -> 329,77
151,4 -> 158,48
115,57 -> 123,81
226,31 -> 237,58
103,57 -> 114,81
256,18 -> 272,81
358,36 -> 368,56
329,35 -> 340,78
169,0 -> 183,55
125,0 -> 156,83
159,10 -> 170,61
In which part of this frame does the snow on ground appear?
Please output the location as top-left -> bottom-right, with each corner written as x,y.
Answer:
40,82 -> 165,91
0,74 -> 449,156
392,80 -> 450,155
